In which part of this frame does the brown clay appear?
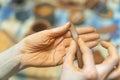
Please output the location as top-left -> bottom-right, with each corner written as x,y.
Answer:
69,24 -> 83,68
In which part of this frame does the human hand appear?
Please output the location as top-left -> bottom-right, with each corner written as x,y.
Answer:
107,59 -> 120,80
18,22 -> 99,68
60,39 -> 119,80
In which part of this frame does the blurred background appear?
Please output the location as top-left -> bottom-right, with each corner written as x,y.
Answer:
0,0 -> 120,80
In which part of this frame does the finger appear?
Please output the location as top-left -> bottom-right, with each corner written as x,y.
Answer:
50,22 -> 71,37
64,32 -> 100,46
107,68 -> 120,79
98,41 -> 119,76
63,38 -> 98,48
107,61 -> 120,80
85,41 -> 98,48
64,40 -> 77,66
64,26 -> 96,38
78,38 -> 95,69
101,41 -> 118,65
64,41 -> 98,64
79,33 -> 100,42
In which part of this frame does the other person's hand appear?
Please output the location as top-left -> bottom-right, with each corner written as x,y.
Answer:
60,39 -> 119,80
107,58 -> 120,80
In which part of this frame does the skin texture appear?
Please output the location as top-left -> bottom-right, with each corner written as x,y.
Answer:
60,39 -> 119,80
107,59 -> 120,80
19,22 -> 100,68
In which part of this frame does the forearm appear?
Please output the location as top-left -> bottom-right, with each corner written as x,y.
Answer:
0,43 -> 23,80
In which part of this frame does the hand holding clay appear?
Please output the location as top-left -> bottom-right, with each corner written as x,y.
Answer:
19,22 -> 99,68
60,39 -> 119,80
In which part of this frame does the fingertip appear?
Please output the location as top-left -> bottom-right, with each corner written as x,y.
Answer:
51,22 -> 71,37
66,22 -> 71,26
59,22 -> 71,31
93,41 -> 99,46
101,41 -> 112,49
101,41 -> 107,45
95,33 -> 100,39
64,22 -> 71,29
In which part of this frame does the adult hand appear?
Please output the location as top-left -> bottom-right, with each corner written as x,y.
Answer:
60,39 -> 119,80
18,22 -> 99,68
107,59 -> 120,80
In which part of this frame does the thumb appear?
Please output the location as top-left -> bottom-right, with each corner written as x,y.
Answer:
50,22 -> 71,37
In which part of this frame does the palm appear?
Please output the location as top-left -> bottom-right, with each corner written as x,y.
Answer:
21,30 -> 68,67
